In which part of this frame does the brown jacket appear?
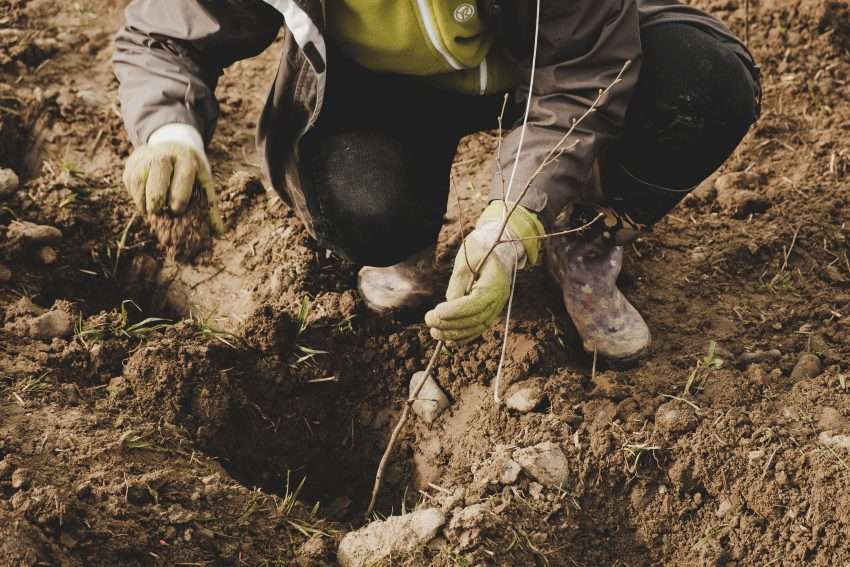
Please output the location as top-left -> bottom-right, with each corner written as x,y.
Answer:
113,0 -> 755,234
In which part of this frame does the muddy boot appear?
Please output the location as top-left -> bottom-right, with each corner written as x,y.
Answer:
546,233 -> 651,364
357,248 -> 438,314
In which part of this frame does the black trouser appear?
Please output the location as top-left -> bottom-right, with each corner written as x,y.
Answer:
299,23 -> 760,267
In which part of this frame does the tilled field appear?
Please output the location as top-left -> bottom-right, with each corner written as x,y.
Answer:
1,0 -> 849,565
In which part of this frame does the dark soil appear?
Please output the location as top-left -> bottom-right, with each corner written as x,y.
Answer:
1,0 -> 849,565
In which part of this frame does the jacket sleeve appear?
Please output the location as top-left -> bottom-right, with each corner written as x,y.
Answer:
492,0 -> 642,223
113,0 -> 284,148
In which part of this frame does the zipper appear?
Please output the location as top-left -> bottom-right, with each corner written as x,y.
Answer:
478,56 -> 488,95
414,0 -> 464,70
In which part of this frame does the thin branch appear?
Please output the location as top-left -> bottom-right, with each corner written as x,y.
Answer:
493,253 -> 519,403
498,212 -> 604,244
497,93 -> 509,203
365,342 -> 444,517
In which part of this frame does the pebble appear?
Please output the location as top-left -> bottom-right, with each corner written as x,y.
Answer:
818,407 -> 848,432
409,371 -> 450,424
0,263 -> 11,283
0,167 -> 19,197
818,431 -> 850,452
655,401 -> 698,436
736,349 -> 782,367
11,467 -> 31,491
790,353 -> 822,381
714,172 -> 770,218
37,246 -> 59,265
337,508 -> 445,567
8,220 -> 63,244
28,307 -> 75,340
0,458 -> 12,480
747,449 -> 766,461
504,379 -> 545,413
513,441 -> 569,487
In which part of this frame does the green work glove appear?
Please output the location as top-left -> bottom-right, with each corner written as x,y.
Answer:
425,201 -> 545,345
122,142 -> 223,234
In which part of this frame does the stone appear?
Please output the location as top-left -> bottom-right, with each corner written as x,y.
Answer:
28,307 -> 75,340
474,450 -> 522,486
736,349 -> 782,367
36,246 -> 59,265
0,263 -> 11,283
107,377 -> 128,397
0,458 -> 12,480
504,379 -> 545,413
11,467 -> 31,491
818,407 -> 848,432
0,167 -> 19,197
8,220 -> 63,244
655,401 -> 698,436
513,441 -> 569,487
747,449 -> 766,461
819,432 -> 850,452
337,508 -> 445,567
409,371 -> 450,424
790,353 -> 822,381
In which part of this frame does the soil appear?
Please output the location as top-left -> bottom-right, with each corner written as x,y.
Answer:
1,0 -> 849,566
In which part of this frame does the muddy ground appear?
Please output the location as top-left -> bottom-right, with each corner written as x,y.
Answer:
1,0 -> 849,565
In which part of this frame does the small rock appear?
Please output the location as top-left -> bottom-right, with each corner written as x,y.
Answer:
28,307 -> 75,340
818,431 -> 850,452
747,449 -> 765,461
513,441 -> 569,487
409,371 -> 450,424
36,246 -> 59,265
61,383 -> 80,405
790,353 -> 822,381
11,468 -> 31,491
715,171 -> 760,193
337,508 -> 445,567
736,349 -> 782,367
655,401 -> 698,436
717,189 -> 771,218
0,263 -> 11,283
716,497 -> 739,518
0,458 -> 12,480
504,379 -> 545,413
446,503 -> 492,550
0,168 -> 19,197
818,407 -> 849,432
8,220 -> 63,244
107,377 -> 128,397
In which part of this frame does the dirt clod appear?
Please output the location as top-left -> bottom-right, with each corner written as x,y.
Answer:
513,441 -> 569,487
655,401 -> 698,437
146,187 -> 213,262
27,302 -> 75,340
790,352 -> 823,380
0,167 -> 18,197
410,371 -> 450,424
10,468 -> 31,491
504,378 -> 545,413
337,508 -> 445,567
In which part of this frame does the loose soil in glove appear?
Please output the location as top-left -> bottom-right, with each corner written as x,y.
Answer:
1,0 -> 849,566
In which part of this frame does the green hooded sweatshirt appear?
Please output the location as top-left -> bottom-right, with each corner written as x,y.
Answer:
326,0 -> 521,95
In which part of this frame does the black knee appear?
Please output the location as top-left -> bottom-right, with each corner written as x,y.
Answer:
602,23 -> 760,226
300,130 -> 447,266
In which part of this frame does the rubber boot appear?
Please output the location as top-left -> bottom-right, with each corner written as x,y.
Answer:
545,233 -> 651,364
357,247 -> 438,314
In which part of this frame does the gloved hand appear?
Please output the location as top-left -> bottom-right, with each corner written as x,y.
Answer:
122,141 -> 224,234
425,201 -> 544,344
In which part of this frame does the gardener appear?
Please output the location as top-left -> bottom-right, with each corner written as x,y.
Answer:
114,0 -> 759,364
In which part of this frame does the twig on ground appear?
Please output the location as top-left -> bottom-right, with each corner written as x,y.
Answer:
366,343 -> 444,517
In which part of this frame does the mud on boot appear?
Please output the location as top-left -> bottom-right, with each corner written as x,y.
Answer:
545,231 -> 650,365
357,247 -> 438,315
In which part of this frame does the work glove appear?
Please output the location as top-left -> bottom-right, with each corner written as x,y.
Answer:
425,201 -> 544,345
122,141 -> 224,234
